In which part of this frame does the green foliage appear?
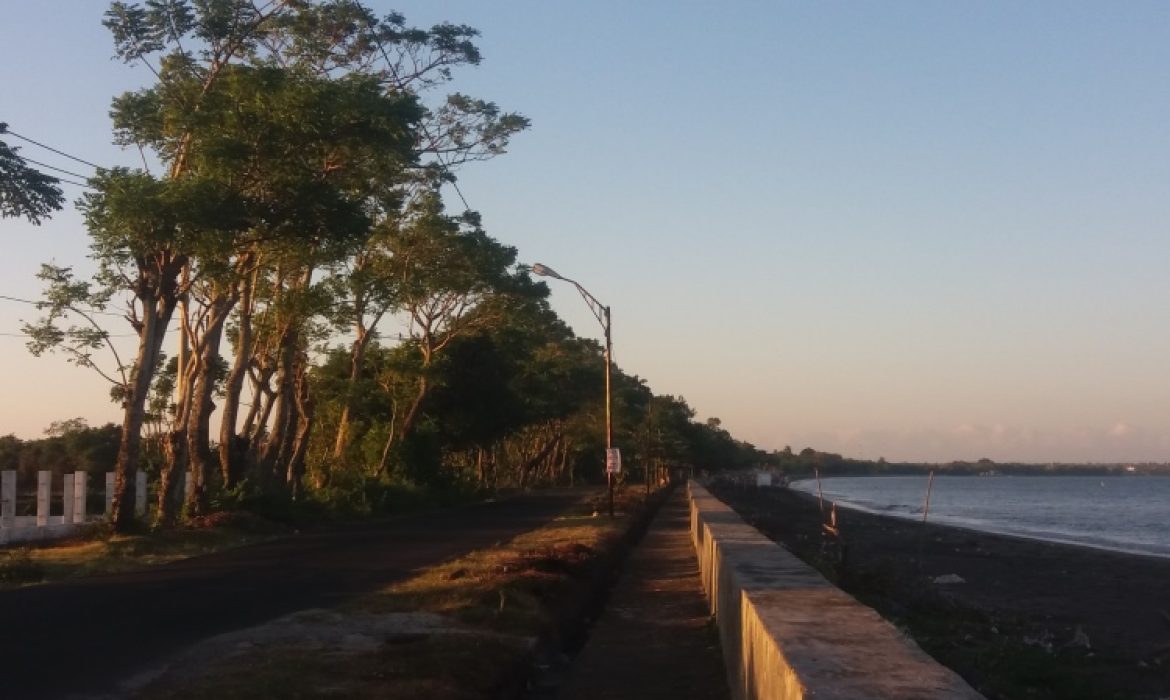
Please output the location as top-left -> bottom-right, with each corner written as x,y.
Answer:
23,264 -> 127,394
4,420 -> 121,480
0,124 -> 63,224
428,334 -> 524,452
18,0 -> 764,530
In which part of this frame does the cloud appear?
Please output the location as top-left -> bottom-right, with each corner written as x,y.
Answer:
1109,422 -> 1134,438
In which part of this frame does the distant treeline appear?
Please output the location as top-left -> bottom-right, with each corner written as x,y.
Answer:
0,419 -> 119,480
761,446 -> 1170,477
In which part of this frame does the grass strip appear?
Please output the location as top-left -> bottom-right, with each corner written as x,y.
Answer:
128,487 -> 661,700
0,514 -> 282,588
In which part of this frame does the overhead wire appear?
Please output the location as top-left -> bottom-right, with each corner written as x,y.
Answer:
0,293 -> 126,318
33,172 -> 93,189
2,127 -> 100,189
2,128 -> 102,169
0,331 -> 138,338
368,33 -> 474,213
21,157 -> 92,181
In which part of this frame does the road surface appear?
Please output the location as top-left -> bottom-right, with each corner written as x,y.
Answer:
0,490 -> 583,699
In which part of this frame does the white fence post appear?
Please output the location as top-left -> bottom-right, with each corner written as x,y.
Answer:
0,470 -> 15,528
105,472 -> 115,517
135,471 -> 147,517
73,472 -> 87,524
63,473 -> 75,524
36,471 -> 50,527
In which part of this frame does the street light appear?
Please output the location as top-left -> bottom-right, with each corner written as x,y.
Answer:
531,262 -> 616,517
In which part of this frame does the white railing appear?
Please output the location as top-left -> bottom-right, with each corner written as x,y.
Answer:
0,470 -> 149,545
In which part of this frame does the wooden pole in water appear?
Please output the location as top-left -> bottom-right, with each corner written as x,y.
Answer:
814,466 -> 825,515
922,470 -> 936,523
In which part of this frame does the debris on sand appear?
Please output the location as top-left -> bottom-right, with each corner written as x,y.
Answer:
931,573 -> 965,585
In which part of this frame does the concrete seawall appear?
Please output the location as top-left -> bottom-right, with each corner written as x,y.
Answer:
689,481 -> 984,700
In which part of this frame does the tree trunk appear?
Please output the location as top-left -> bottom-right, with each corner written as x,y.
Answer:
375,397 -> 400,477
112,264 -> 181,530
332,325 -> 372,461
518,430 -> 562,487
286,356 -> 314,499
219,260 -> 257,487
398,374 -> 429,444
271,335 -> 300,482
185,298 -> 231,516
155,429 -> 185,524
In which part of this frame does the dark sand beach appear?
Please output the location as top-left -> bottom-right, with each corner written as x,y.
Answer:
707,479 -> 1170,700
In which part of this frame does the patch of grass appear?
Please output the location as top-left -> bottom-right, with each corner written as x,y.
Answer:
351,509 -> 628,636
0,516 -> 282,589
0,548 -> 46,584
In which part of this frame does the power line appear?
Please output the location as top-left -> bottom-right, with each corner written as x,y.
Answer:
21,157 -> 91,181
32,171 -> 93,189
0,331 -> 138,338
0,293 -> 125,318
448,177 -> 471,211
367,35 -> 474,213
2,128 -> 102,169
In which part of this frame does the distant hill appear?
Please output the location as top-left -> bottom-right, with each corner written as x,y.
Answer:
760,447 -> 1170,477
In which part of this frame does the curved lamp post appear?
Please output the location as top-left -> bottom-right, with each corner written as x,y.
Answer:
531,263 -> 615,517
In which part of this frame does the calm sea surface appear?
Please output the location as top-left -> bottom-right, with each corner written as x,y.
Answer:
789,475 -> 1170,558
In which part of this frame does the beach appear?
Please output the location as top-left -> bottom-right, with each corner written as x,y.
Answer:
707,479 -> 1170,700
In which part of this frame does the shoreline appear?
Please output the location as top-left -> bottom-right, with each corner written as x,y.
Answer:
709,479 -> 1170,700
789,476 -> 1170,560
789,485 -> 1170,561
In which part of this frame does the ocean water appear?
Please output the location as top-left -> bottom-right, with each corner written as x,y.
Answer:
789,475 -> 1170,558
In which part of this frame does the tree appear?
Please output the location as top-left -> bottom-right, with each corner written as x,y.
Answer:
0,123 -> 64,224
39,0 -> 437,525
371,194 -> 530,478
44,0 -> 293,528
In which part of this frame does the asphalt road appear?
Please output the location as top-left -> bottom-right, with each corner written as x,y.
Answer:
0,490 -> 584,700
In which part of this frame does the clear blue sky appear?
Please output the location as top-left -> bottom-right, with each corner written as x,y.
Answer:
3,1 -> 1170,462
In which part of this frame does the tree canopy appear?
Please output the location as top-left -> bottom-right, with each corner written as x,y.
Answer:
23,1 -> 762,530
0,123 -> 64,224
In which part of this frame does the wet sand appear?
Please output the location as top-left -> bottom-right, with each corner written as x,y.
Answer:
708,479 -> 1170,700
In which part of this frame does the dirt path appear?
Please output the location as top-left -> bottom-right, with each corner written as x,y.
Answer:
0,490 -> 584,700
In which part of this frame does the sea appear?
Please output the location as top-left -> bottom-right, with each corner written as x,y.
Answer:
789,475 -> 1170,558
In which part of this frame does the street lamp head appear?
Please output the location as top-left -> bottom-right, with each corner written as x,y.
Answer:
531,263 -> 563,280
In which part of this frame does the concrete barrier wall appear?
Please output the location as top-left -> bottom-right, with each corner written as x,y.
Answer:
689,481 -> 984,700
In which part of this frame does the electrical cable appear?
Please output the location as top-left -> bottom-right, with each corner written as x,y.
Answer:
2,128 -> 102,169
30,170 -> 92,189
368,34 -> 474,212
21,157 -> 91,181
0,331 -> 138,338
0,293 -> 125,317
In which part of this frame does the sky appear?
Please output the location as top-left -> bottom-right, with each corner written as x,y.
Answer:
3,1 -> 1170,463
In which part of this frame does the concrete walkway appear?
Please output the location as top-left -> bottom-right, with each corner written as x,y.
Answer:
556,487 -> 730,700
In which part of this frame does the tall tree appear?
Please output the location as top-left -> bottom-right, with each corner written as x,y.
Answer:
371,194 -> 529,477
28,1 -> 536,524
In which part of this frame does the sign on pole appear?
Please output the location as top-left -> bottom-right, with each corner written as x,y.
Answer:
605,448 -> 622,474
